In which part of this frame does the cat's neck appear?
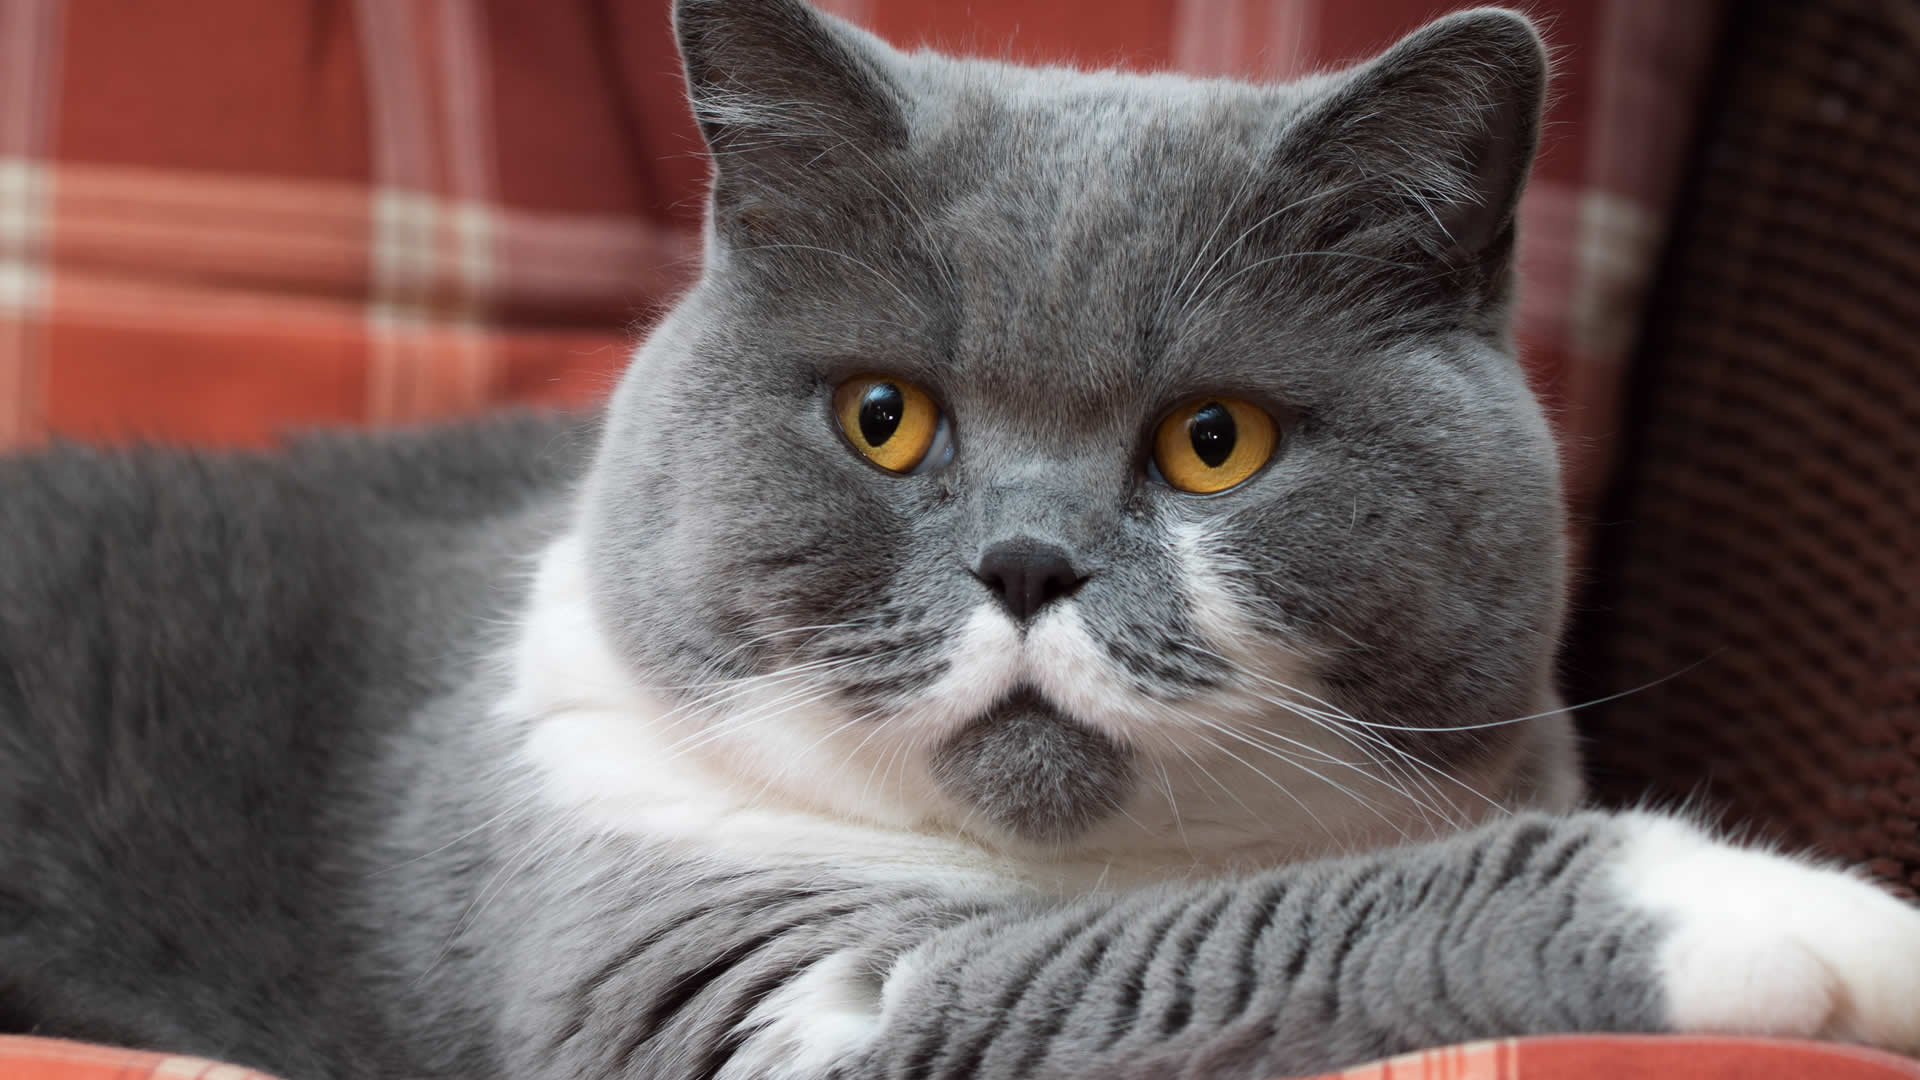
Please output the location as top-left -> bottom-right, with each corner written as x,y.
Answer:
494,533 -> 1580,895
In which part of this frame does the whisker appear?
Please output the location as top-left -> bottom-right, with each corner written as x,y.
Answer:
748,708 -> 882,805
417,811 -> 577,986
1150,757 -> 1194,856
1320,658 -> 1715,734
1231,719 -> 1438,824
1164,165 -> 1265,313
368,789 -> 540,878
1187,249 -> 1419,318
1161,734 -> 1248,813
1174,175 -> 1379,314
1168,639 -> 1488,823
726,242 -> 929,317
1182,712 -> 1407,840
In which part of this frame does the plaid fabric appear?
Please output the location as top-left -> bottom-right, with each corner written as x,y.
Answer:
0,0 -> 1722,530
1333,1036 -> 1920,1079
0,1036 -> 278,1079
4,1035 -> 1919,1080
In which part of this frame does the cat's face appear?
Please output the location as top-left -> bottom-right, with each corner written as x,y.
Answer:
582,0 -> 1570,853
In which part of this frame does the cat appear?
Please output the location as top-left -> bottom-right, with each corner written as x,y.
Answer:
2,1 -> 1917,1078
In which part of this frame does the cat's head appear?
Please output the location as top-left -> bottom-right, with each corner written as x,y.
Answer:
578,0 -> 1574,856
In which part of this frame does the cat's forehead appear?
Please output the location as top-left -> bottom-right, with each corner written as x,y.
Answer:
892,65 -> 1347,421
909,55 -> 1325,152
913,61 -> 1318,227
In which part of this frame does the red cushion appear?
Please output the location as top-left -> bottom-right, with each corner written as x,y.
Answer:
4,1034 -> 1917,1079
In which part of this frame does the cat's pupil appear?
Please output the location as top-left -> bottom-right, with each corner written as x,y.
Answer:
1188,403 -> 1236,468
859,383 -> 904,446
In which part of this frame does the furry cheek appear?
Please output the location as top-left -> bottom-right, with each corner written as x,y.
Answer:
1020,526 -> 1240,739
1024,525 -> 1336,753
1168,520 -> 1260,649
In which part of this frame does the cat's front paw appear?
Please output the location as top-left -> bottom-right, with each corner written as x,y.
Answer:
1618,814 -> 1920,1055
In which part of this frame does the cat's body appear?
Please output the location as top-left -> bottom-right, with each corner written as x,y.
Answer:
3,2 -> 1919,1078
0,415 -> 1612,1079
0,416 -> 589,1074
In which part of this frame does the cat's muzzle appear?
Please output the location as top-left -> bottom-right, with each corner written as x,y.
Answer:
929,687 -> 1135,845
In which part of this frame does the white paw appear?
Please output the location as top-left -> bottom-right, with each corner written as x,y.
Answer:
1616,813 -> 1920,1054
718,951 -> 884,1080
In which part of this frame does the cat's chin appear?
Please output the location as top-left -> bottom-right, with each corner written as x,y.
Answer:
928,686 -> 1136,847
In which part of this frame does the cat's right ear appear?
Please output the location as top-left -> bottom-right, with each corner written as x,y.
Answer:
674,0 -> 907,219
1264,9 -> 1549,302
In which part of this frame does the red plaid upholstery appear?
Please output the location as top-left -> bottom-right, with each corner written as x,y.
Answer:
5,1034 -> 1919,1080
0,0 -> 1724,533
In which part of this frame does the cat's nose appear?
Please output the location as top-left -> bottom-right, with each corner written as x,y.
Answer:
974,539 -> 1086,622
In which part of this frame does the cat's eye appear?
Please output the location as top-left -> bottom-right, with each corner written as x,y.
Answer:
1150,398 -> 1277,494
833,375 -> 951,474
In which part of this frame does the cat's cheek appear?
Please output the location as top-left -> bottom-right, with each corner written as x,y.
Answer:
1169,520 -> 1250,641
1615,812 -> 1920,1053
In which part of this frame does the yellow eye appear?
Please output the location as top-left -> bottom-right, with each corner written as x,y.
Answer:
833,376 -> 942,473
1152,398 -> 1277,494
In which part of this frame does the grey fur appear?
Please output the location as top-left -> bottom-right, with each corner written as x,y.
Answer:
0,3 -> 1725,1078
490,813 -> 1666,1080
0,415 -> 595,1073
930,690 -> 1137,843
587,0 -> 1568,843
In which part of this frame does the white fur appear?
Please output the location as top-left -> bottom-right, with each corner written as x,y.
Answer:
718,951 -> 886,1080
507,534 -> 1014,886
1169,520 -> 1251,643
506,531 -> 1485,880
716,939 -> 948,1080
1616,813 -> 1920,1053
504,528 -> 1535,899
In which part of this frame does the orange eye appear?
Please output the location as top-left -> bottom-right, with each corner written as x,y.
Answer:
1152,398 -> 1277,494
833,376 -> 942,473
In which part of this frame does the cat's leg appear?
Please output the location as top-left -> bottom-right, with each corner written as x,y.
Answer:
710,811 -> 1920,1080
522,813 -> 1920,1080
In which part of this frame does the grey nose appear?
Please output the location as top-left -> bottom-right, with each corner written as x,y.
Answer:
974,539 -> 1086,622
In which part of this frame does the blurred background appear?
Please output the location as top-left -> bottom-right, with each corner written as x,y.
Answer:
0,1 -> 1914,888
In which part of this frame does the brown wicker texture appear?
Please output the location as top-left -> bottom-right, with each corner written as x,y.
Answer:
1576,0 -> 1920,894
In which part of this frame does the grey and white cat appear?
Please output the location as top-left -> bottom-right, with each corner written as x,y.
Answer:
2,2 -> 1917,1078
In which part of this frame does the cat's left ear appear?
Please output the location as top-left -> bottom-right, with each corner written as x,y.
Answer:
1285,8 -> 1548,275
673,0 -> 906,217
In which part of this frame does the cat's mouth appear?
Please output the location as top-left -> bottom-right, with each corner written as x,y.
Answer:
927,686 -> 1135,845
